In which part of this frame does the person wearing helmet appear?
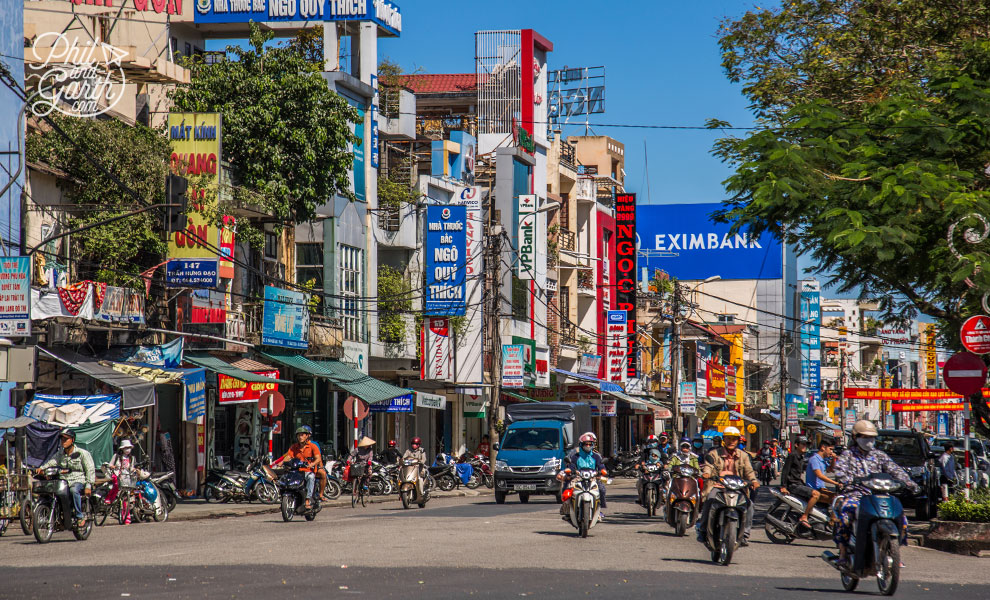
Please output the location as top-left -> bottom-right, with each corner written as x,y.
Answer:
635,434 -> 666,506
276,425 -> 323,508
657,432 -> 672,456
383,440 -> 402,465
38,430 -> 95,529
830,420 -> 920,568
691,435 -> 706,456
402,437 -> 428,496
667,437 -> 700,470
696,426 -> 760,545
558,432 -> 609,519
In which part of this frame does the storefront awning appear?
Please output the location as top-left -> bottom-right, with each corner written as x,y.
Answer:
801,419 -> 842,432
107,363 -> 202,385
260,352 -> 411,405
185,354 -> 293,385
729,411 -> 759,424
39,346 -> 156,410
500,390 -> 540,404
552,369 -> 647,409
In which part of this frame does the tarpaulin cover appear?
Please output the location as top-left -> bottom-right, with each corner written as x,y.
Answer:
504,402 -> 592,424
70,419 -> 116,467
39,347 -> 156,410
25,393 -> 121,426
24,421 -> 62,468
107,338 -> 183,369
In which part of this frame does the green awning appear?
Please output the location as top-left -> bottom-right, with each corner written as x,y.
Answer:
500,390 -> 540,403
185,354 -> 293,385
260,352 -> 411,405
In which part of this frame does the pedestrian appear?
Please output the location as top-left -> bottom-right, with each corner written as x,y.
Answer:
107,439 -> 136,524
939,440 -> 957,500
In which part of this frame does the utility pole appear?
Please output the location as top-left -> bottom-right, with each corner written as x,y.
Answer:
670,282 -> 681,438
779,322 -> 787,446
486,228 -> 504,473
840,345 -> 848,442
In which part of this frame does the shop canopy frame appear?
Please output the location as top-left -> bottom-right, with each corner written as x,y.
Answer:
552,368 -> 649,410
39,346 -> 156,410
706,403 -> 759,424
184,354 -> 293,385
261,352 -> 412,405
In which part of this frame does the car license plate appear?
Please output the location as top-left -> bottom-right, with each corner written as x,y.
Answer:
515,484 -> 537,491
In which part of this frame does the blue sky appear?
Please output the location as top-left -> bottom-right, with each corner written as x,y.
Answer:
377,0 -> 756,206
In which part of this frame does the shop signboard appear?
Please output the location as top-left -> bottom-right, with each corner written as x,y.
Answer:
938,413 -> 949,436
421,317 -> 451,381
785,398 -> 799,426
679,381 -> 696,415
370,394 -> 414,413
614,192 -> 637,379
261,286 -> 309,349
961,315 -> 990,354
845,409 -> 857,430
799,280 -> 821,406
786,393 -> 808,417
517,194 -> 537,280
453,187 -> 484,383
192,0 -> 403,36
218,370 -> 280,404
598,398 -> 617,417
606,310 -> 627,383
463,394 -> 487,418
165,259 -> 218,288
0,256 -> 30,337
94,286 -> 145,325
353,107 -> 366,202
579,353 -> 602,376
183,369 -> 207,421
726,364 -> 737,400
416,391 -> 447,411
696,342 -> 709,398
535,347 -> 550,388
502,344 -> 525,388
707,363 -> 726,400
424,205 -> 467,316
925,324 -> 938,381
187,289 -> 226,324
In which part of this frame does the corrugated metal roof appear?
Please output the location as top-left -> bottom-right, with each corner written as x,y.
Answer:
260,352 -> 411,405
185,354 -> 292,385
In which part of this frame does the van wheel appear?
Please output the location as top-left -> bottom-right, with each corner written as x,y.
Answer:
519,492 -> 530,503
494,490 -> 507,505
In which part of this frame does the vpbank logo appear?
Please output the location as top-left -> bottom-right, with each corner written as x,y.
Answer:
28,32 -> 127,119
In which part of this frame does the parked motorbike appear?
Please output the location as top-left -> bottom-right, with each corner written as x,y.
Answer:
149,470 -> 181,513
278,459 -> 321,522
399,459 -> 430,509
822,473 -> 907,596
759,457 -> 775,486
765,487 -> 832,544
639,463 -> 665,517
606,447 -> 641,477
130,467 -> 169,523
467,455 -> 494,489
560,469 -> 604,538
31,464 -> 93,543
701,475 -> 751,566
321,458 -> 344,501
202,458 -> 278,504
429,460 -> 459,492
664,464 -> 700,536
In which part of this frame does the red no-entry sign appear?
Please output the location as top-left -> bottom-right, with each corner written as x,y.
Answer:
943,352 -> 988,397
961,315 -> 990,354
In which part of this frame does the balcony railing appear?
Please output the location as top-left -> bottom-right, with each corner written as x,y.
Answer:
558,229 -> 575,252
560,323 -> 578,347
378,204 -> 401,232
577,270 -> 595,291
559,140 -> 576,170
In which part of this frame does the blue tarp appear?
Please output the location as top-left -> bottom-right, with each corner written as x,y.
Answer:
25,393 -> 121,421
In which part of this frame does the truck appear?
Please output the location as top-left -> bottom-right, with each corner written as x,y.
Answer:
493,402 -> 593,504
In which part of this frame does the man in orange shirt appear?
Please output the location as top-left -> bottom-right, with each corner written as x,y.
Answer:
278,426 -> 324,508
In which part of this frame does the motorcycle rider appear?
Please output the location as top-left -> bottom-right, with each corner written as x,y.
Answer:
657,433 -> 672,456
691,435 -> 705,456
383,440 -> 402,465
635,434 -> 665,506
38,430 -> 95,529
831,420 -> 920,568
558,432 -> 609,519
696,426 -> 760,546
666,438 -> 701,499
402,437 -> 428,497
277,426 -> 323,508
799,436 -> 840,527
106,439 -> 136,525
779,435 -> 811,498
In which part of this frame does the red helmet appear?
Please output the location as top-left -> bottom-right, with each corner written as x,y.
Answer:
411,437 -> 422,446
388,440 -> 396,448
646,434 -> 658,443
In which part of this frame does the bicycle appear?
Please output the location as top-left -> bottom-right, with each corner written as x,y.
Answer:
350,467 -> 368,509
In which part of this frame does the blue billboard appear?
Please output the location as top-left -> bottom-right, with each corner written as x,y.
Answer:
166,259 -> 218,288
424,205 -> 467,316
799,281 -> 821,408
262,286 -> 310,349
636,203 -> 783,280
192,0 -> 402,36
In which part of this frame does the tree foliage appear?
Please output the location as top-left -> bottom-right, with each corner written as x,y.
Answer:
171,25 -> 359,224
715,2 -> 990,435
26,115 -> 168,285
378,264 -> 411,343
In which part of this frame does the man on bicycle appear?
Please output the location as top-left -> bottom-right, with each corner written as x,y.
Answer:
348,436 -> 376,493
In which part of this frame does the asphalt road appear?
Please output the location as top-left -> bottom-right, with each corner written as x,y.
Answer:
2,480 -> 987,599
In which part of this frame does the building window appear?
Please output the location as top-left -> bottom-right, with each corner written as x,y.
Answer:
339,244 -> 363,341
512,276 -> 528,321
296,243 -> 324,313
717,314 -> 735,324
264,231 -> 278,259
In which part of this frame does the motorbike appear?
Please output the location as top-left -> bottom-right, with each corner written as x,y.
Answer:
560,469 -> 604,538
639,463 -> 665,517
321,457 -> 344,501
371,461 -> 397,496
31,464 -> 93,543
149,470 -> 181,513
429,457 -> 459,492
759,456 -> 775,486
822,473 -> 907,596
701,475 -> 751,566
606,448 -> 641,478
277,459 -> 321,522
664,464 -> 700,536
202,458 -> 278,504
399,459 -> 430,509
764,487 -> 832,544
130,467 -> 169,523
467,455 -> 494,489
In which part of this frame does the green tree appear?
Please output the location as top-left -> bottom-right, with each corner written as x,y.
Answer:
378,264 -> 412,343
171,25 -> 359,224
26,115 -> 168,285
713,2 -> 990,434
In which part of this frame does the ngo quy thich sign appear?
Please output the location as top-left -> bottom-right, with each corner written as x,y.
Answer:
424,205 -> 467,316
194,0 -> 403,36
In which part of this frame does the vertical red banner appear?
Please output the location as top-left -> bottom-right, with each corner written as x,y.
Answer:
615,193 -> 638,379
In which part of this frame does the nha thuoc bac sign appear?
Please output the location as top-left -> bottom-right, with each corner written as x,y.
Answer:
194,0 -> 402,36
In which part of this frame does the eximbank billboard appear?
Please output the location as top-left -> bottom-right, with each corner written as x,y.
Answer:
637,203 -> 783,280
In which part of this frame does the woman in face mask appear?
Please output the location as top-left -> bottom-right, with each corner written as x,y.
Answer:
106,439 -> 137,524
830,420 -> 919,566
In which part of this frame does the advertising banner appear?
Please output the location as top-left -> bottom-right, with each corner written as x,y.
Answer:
679,381 -> 697,415
615,193 -> 637,379
416,391 -> 447,411
517,194 -> 537,280
192,0 -> 404,36
535,347 -> 550,388
878,326 -> 912,346
186,289 -> 226,324
786,398 -> 799,426
843,388 -> 969,400
636,203 -> 783,279
707,363 -> 726,400
218,216 -> 236,280
799,280 -> 821,406
454,187 -> 484,382
502,345 -> 525,388
696,342 -> 709,399
94,286 -> 145,325
261,286 -> 309,349
786,393 -> 808,417
218,370 -> 280,404
463,393 -> 487,418
892,402 -> 964,413
599,398 -> 617,417
579,353 -> 602,376
425,205 -> 467,316
165,259 -> 218,288
925,324 -> 937,381
370,394 -> 414,413
0,256 -> 31,337
183,369 -> 207,421
726,364 -> 737,400
606,310 -> 627,383
421,317 -> 451,381
353,107 -> 366,202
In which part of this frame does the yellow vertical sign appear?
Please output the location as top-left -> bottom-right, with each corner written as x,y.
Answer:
167,113 -> 224,264
925,324 -> 937,381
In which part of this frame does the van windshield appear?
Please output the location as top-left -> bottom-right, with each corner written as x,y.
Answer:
501,427 -> 560,451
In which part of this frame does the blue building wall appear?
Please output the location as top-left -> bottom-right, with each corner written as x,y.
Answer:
0,0 -> 24,255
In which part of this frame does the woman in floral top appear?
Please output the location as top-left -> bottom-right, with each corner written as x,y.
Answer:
831,421 -> 920,566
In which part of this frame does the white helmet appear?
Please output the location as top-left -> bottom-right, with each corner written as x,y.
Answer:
723,426 -> 742,438
579,432 -> 597,444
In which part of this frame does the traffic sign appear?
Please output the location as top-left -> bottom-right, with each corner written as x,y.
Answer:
961,315 -> 990,354
942,352 -> 988,397
342,395 -> 370,421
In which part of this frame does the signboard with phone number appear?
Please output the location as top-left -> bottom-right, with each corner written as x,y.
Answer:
166,259 -> 218,288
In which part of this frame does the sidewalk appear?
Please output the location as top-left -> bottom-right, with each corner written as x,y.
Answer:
169,487 -> 492,522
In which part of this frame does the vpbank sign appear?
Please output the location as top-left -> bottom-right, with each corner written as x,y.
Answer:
195,0 -> 402,36
637,203 -> 783,280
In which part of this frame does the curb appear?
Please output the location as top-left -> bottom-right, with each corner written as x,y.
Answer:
169,488 -> 491,522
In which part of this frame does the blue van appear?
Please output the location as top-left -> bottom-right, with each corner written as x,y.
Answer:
493,402 -> 592,504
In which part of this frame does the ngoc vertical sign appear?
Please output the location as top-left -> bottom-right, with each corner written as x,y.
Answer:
615,193 -> 637,379
425,205 -> 467,316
